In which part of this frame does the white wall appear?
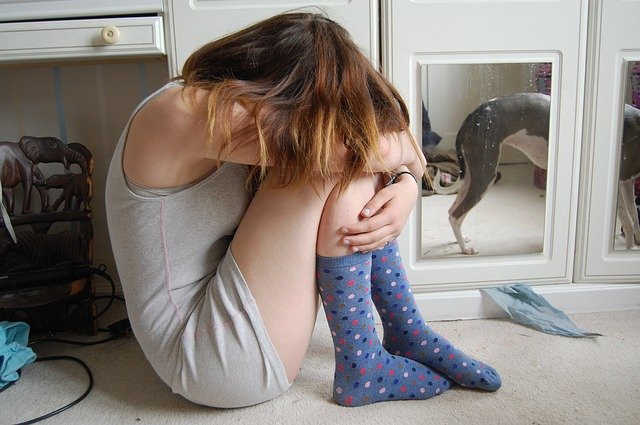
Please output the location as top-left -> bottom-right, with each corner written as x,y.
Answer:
0,59 -> 169,287
424,63 -> 539,163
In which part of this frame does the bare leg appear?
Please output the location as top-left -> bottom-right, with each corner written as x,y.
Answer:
232,172 -> 383,383
231,174 -> 337,382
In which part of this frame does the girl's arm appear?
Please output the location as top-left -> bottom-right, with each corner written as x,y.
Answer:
340,165 -> 420,253
338,132 -> 425,253
372,131 -> 426,179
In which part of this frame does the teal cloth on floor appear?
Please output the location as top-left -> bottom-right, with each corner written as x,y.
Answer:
481,284 -> 602,338
0,321 -> 36,388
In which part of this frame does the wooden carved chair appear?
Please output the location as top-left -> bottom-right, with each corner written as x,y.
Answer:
0,136 -> 97,334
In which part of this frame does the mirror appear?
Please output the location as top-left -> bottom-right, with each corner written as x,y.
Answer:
613,60 -> 640,251
420,62 -> 552,258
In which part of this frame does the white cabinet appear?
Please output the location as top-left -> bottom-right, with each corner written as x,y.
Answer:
0,0 -> 166,63
383,0 -> 588,290
380,0 -> 639,318
165,0 -> 378,76
0,0 -> 162,21
576,0 -> 640,282
0,16 -> 165,63
165,1 -> 640,307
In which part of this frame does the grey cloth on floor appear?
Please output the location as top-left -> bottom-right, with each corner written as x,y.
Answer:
481,284 -> 602,338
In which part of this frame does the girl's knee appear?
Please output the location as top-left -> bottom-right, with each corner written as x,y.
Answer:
317,173 -> 382,256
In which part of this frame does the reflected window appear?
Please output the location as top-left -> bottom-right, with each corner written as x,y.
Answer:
613,61 -> 640,251
420,62 -> 551,258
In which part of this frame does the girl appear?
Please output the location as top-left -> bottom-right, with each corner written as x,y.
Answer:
106,11 -> 499,409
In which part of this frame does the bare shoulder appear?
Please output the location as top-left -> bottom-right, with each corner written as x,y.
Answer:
123,85 -> 215,188
131,85 -> 207,141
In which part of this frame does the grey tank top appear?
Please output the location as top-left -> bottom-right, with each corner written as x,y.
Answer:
104,82 -> 252,377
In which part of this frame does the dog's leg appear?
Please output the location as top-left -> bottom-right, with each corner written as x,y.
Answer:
448,169 -> 498,255
448,171 -> 472,253
449,209 -> 476,255
448,144 -> 500,255
449,180 -> 495,255
619,179 -> 640,249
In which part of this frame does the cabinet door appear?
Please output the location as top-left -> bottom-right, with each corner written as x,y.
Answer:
383,0 -> 588,290
576,0 -> 640,282
166,0 -> 378,76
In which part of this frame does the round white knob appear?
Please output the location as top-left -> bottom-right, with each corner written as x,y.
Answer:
101,25 -> 120,44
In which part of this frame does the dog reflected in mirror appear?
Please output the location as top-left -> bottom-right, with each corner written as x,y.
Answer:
434,93 -> 550,255
618,104 -> 640,250
435,94 -> 640,254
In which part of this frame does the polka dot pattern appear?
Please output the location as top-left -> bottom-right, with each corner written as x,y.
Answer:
370,241 -> 502,392
316,252 -> 450,407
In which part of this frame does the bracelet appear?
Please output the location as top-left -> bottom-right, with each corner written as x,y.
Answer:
386,171 -> 417,186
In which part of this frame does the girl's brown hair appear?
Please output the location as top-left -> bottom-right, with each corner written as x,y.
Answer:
179,12 -> 417,190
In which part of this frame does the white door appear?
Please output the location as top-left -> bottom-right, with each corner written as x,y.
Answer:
576,0 -> 640,283
383,0 -> 588,290
166,0 -> 378,76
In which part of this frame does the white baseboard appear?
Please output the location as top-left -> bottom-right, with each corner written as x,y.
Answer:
94,260 -> 640,322
413,283 -> 640,321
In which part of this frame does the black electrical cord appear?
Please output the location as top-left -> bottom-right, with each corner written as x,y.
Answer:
6,327 -> 128,424
86,266 -> 124,333
91,265 -> 116,319
0,369 -> 20,394
1,266 -> 129,424
13,356 -> 93,425
94,295 -> 125,302
96,295 -> 126,332
29,266 -> 129,346
28,332 -> 127,347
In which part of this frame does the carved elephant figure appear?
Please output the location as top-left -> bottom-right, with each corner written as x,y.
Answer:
1,136 -> 88,214
19,136 -> 88,174
67,142 -> 93,176
1,139 -> 47,214
66,142 -> 94,209
35,173 -> 92,212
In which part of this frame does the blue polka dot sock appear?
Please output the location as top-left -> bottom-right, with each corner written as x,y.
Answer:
371,241 -> 501,391
316,251 -> 450,407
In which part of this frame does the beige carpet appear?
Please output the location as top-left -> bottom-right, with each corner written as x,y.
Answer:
421,162 -> 546,258
3,308 -> 640,425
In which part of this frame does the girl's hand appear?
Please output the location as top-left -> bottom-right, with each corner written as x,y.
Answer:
340,172 -> 418,252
